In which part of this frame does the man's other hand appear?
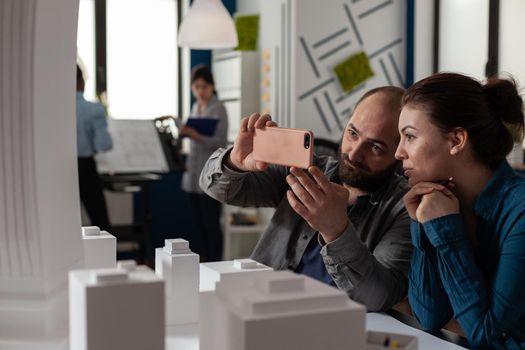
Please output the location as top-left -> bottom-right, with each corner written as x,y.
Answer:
286,166 -> 350,243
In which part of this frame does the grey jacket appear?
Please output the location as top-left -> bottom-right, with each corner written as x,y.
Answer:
199,147 -> 412,311
182,95 -> 228,194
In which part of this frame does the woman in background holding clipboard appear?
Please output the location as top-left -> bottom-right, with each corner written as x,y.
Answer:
180,64 -> 228,262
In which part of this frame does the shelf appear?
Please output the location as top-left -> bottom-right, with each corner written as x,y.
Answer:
227,224 -> 266,234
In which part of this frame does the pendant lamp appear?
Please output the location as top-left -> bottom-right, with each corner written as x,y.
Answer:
178,0 -> 238,49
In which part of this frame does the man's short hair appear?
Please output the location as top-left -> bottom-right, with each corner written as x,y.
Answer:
355,86 -> 405,112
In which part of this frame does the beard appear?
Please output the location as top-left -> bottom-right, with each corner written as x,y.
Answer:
338,153 -> 400,193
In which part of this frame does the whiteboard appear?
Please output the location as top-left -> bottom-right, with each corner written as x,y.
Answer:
95,119 -> 169,174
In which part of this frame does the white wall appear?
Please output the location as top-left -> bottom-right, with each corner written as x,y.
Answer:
499,0 -> 525,149
236,0 -> 259,14
438,0 -> 489,79
414,1 -> 434,81
260,0 -> 407,141
499,0 -> 525,86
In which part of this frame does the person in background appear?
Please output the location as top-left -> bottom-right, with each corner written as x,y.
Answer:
395,72 -> 525,349
200,87 -> 413,312
181,64 -> 228,262
76,65 -> 112,231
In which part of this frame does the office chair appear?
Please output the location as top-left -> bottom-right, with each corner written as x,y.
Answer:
313,138 -> 339,158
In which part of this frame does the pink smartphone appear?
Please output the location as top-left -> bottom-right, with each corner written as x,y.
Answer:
253,127 -> 314,168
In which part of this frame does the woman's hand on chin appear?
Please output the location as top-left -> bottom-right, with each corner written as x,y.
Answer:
416,187 -> 459,223
404,181 -> 457,222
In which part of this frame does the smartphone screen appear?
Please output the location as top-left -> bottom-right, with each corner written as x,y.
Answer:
252,127 -> 314,168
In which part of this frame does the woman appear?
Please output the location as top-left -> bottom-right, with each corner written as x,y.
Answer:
181,64 -> 228,262
395,72 -> 525,349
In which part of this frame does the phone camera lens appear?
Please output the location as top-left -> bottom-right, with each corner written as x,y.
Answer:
304,134 -> 310,149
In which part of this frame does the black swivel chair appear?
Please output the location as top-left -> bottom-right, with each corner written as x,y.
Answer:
313,138 -> 339,158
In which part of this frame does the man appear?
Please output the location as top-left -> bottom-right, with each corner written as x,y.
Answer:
76,65 -> 112,231
199,87 -> 411,311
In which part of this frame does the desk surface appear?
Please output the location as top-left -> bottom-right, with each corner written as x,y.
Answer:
367,313 -> 467,349
165,312 -> 468,350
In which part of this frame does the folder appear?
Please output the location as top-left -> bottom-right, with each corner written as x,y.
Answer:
185,117 -> 219,137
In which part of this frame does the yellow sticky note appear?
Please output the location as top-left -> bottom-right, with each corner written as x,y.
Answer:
334,51 -> 374,92
234,15 -> 259,51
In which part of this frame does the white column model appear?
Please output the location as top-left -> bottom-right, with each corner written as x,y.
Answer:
155,239 -> 199,325
69,266 -> 165,350
0,0 -> 83,348
82,226 -> 117,269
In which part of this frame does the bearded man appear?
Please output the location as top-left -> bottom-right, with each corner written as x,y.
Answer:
199,87 -> 411,312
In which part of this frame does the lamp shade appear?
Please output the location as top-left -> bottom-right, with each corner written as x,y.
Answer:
178,0 -> 238,49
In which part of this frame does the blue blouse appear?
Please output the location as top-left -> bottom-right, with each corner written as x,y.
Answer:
409,161 -> 525,349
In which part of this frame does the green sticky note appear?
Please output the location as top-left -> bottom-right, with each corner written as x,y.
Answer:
234,15 -> 259,51
334,52 -> 374,92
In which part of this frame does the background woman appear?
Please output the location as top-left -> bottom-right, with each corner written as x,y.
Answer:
395,72 -> 525,349
181,64 -> 228,262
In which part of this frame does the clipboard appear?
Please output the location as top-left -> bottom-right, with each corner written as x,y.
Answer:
185,117 -> 219,136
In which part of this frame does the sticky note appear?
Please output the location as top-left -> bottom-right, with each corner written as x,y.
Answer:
234,15 -> 259,51
334,51 -> 374,92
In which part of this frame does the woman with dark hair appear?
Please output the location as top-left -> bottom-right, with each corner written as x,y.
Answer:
181,64 -> 228,261
395,72 -> 525,349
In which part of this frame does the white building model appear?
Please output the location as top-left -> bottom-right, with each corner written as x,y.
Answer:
69,265 -> 165,350
81,226 -> 117,269
199,259 -> 272,350
202,270 -> 366,350
200,258 -> 273,291
155,238 -> 199,325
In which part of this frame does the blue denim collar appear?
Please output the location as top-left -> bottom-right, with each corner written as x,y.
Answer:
475,160 -> 516,217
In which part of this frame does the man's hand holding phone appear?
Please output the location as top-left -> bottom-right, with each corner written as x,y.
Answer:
225,113 -> 276,172
286,166 -> 350,243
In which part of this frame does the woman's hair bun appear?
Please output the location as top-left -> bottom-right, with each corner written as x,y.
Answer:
482,78 -> 524,136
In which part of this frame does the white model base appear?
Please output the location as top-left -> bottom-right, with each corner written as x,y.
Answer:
0,273 -> 80,348
199,260 -> 273,350
165,324 -> 199,350
199,272 -> 271,350
0,337 -> 68,350
81,226 -> 117,269
155,239 -> 200,326
203,270 -> 366,350
69,265 -> 164,350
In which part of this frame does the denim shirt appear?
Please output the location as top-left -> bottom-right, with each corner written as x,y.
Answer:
76,92 -> 112,157
200,147 -> 412,312
409,161 -> 525,349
